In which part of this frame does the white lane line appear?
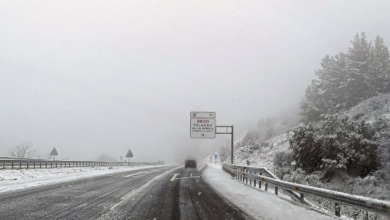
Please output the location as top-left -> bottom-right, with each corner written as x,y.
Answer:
110,189 -> 135,210
123,171 -> 147,178
170,173 -> 180,182
108,166 -> 181,212
175,176 -> 201,180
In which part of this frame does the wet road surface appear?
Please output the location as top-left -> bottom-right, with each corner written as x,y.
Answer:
0,165 -> 251,220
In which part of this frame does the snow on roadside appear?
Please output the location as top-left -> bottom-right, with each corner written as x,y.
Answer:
0,165 -> 164,194
235,132 -> 291,170
203,163 -> 338,220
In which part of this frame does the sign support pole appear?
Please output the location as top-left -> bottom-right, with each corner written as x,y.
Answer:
231,125 -> 234,164
216,125 -> 234,164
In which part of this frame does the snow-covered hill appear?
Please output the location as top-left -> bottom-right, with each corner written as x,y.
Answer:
230,93 -> 390,219
233,132 -> 291,170
233,93 -> 390,173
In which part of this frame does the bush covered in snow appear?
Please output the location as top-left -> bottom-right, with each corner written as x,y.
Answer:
290,115 -> 379,179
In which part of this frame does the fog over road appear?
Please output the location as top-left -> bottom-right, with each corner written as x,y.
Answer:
0,165 -> 250,220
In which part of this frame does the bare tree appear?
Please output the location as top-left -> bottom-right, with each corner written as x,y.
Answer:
9,143 -> 35,158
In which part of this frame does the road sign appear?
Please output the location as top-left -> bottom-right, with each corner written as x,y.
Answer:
190,111 -> 216,138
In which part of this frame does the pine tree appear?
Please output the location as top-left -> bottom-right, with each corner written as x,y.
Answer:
369,36 -> 390,94
301,54 -> 348,122
301,33 -> 390,122
301,80 -> 323,122
345,32 -> 371,107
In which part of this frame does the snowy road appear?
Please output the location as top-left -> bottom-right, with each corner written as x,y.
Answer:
0,165 -> 249,220
204,163 -> 337,220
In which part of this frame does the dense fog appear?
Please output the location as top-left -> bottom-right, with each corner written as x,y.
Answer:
1,1 -> 390,163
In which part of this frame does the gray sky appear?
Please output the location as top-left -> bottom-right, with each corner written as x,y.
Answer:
1,0 -> 390,162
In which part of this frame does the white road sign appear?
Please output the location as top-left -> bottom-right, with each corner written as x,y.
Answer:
190,111 -> 216,138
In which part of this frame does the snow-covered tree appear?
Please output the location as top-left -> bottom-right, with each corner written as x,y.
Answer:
301,33 -> 390,122
290,116 -> 379,178
345,32 -> 371,106
369,36 -> 390,94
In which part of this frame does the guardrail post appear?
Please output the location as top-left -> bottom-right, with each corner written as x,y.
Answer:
265,183 -> 268,191
300,193 -> 304,201
275,187 -> 278,195
40,163 -> 42,168
249,170 -> 252,185
259,171 -> 262,187
2,162 -> 4,169
335,203 -> 341,217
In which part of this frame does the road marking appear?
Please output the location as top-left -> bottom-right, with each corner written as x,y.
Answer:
175,176 -> 201,180
123,171 -> 147,178
120,189 -> 135,200
170,173 -> 180,181
110,189 -> 135,210
107,166 -> 181,213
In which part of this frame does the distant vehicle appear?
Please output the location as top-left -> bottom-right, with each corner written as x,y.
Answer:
185,159 -> 197,168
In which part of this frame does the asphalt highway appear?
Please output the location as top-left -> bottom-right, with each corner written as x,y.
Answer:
0,165 -> 252,220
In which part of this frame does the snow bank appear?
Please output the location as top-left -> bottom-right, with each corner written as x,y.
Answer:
0,165 -> 163,194
203,163 -> 338,220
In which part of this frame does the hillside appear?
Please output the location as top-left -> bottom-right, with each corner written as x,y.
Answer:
233,132 -> 291,170
234,93 -> 390,175
230,93 -> 390,219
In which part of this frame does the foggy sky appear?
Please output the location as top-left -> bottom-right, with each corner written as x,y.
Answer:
1,0 -> 390,163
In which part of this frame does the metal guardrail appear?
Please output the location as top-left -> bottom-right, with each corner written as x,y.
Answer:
222,163 -> 390,218
0,158 -> 158,170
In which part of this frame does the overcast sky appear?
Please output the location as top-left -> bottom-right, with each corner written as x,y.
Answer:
1,0 -> 390,162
